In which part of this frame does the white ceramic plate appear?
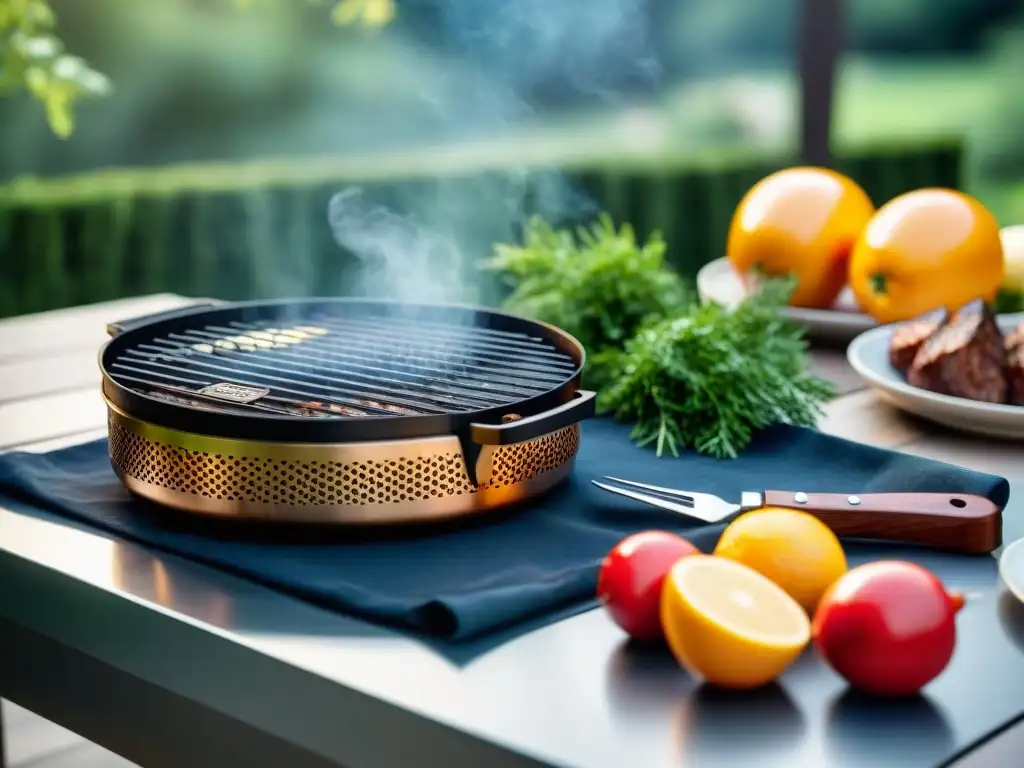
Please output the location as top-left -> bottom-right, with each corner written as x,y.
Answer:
999,538 -> 1024,602
847,312 -> 1024,440
697,257 -> 877,344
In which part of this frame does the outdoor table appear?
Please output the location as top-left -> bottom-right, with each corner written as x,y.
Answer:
0,294 -> 1022,768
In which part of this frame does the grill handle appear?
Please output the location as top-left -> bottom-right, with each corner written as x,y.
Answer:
107,301 -> 224,337
469,390 -> 597,446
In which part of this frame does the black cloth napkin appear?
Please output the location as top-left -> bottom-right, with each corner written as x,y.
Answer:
0,419 -> 1010,642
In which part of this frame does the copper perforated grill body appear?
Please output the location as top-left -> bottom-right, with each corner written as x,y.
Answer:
107,405 -> 580,523
101,300 -> 591,522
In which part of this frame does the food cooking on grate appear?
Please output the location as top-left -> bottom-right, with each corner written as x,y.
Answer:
888,307 -> 948,374
296,401 -> 369,417
100,299 -> 596,524
150,388 -> 333,418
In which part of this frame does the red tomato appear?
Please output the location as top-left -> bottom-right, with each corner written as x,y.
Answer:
812,560 -> 965,697
597,531 -> 700,640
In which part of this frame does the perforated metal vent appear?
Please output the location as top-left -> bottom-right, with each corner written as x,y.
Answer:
109,418 -> 580,507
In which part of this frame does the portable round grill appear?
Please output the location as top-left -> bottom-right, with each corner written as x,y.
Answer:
100,299 -> 595,524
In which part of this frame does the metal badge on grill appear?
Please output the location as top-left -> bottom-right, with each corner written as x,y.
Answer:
198,382 -> 271,404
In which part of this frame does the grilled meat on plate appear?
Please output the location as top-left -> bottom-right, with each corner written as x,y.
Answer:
908,299 -> 1007,403
1005,323 -> 1024,405
889,308 -> 948,374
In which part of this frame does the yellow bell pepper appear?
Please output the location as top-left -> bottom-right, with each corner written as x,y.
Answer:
848,189 -> 1004,325
726,167 -> 875,309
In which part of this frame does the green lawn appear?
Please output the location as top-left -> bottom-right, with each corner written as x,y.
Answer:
834,57 -> 1001,145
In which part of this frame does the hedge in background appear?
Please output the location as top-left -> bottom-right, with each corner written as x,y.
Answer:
0,138 -> 962,318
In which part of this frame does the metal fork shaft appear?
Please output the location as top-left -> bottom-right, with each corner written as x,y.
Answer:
591,481 -> 704,518
603,476 -> 696,506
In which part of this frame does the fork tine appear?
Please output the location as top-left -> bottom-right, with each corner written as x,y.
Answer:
603,476 -> 695,505
591,480 -> 702,519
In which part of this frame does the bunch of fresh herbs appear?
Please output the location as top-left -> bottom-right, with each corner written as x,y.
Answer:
488,214 -> 690,387
598,277 -> 837,459
490,215 -> 834,459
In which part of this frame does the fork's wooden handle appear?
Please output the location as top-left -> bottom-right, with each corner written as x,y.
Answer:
762,490 -> 1002,554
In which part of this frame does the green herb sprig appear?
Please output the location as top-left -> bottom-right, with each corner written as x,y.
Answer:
488,214 -> 690,387
598,277 -> 837,459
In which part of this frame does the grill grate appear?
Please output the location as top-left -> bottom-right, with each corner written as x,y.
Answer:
108,308 -> 580,419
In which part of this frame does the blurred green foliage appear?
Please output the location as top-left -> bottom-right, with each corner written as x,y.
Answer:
0,0 -> 1018,226
0,0 -> 394,138
0,0 -> 109,137
240,0 -> 395,27
0,138 -> 961,319
658,0 -> 1018,74
971,23 -> 1024,183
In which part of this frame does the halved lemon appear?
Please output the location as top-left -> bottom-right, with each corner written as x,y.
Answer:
660,555 -> 811,689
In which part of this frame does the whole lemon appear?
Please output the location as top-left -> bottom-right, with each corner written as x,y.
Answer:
727,167 -> 875,309
713,507 -> 847,614
848,188 -> 1004,325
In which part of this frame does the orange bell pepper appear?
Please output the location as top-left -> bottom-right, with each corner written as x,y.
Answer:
727,167 -> 875,309
848,189 -> 1004,325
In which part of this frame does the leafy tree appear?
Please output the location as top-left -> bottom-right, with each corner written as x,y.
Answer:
0,0 -> 394,138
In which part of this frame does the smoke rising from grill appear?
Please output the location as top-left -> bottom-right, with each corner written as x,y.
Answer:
329,188 -> 465,305
328,0 -> 660,308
